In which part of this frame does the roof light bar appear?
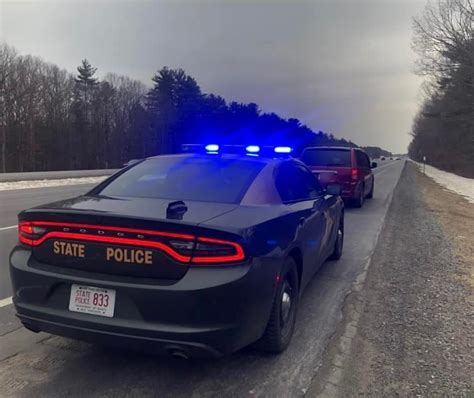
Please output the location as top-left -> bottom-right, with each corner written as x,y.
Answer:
182,144 -> 293,156
274,146 -> 293,154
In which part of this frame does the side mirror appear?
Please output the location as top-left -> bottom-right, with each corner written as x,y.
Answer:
326,184 -> 342,196
371,162 -> 378,168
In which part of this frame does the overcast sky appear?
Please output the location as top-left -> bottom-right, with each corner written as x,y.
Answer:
0,0 -> 427,153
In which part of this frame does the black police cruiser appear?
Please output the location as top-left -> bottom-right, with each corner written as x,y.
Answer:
10,145 -> 344,357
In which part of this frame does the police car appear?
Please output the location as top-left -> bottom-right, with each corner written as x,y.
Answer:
10,145 -> 344,357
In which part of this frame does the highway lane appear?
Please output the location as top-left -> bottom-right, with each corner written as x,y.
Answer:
0,160 -> 404,397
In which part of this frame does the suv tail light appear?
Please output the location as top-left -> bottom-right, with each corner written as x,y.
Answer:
351,168 -> 358,180
18,221 -> 245,265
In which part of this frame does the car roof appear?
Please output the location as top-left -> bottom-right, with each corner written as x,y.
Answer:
146,153 -> 284,165
303,146 -> 354,151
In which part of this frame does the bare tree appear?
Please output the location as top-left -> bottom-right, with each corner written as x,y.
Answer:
0,43 -> 17,172
410,0 -> 474,176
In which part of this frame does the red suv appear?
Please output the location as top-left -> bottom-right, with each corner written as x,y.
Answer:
300,146 -> 377,207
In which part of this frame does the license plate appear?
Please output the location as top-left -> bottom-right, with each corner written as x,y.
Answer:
69,284 -> 116,318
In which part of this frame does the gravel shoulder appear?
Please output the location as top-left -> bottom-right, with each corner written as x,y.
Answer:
308,162 -> 473,397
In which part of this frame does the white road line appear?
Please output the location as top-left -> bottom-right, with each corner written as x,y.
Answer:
0,296 -> 12,308
373,162 -> 399,174
0,225 -> 16,231
373,162 -> 396,173
374,167 -> 392,178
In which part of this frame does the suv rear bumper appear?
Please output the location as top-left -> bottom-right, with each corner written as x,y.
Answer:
10,246 -> 280,357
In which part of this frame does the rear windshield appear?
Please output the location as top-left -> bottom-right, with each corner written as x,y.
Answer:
301,148 -> 352,167
96,156 -> 265,204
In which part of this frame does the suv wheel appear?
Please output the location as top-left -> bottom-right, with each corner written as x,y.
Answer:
353,184 -> 364,208
366,180 -> 374,199
258,257 -> 299,353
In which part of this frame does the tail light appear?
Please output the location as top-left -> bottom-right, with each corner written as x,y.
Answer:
351,168 -> 358,180
18,222 -> 47,245
18,221 -> 245,265
192,237 -> 245,264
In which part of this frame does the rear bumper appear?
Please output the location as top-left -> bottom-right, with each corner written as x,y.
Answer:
340,183 -> 358,200
10,246 -> 281,357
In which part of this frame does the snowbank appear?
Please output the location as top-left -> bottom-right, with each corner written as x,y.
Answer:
0,176 -> 107,191
414,161 -> 474,204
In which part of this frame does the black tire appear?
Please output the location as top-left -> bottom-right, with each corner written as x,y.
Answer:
353,184 -> 364,208
329,213 -> 344,260
258,257 -> 299,354
366,180 -> 374,199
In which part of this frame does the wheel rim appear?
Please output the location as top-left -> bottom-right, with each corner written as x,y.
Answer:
337,227 -> 343,246
336,226 -> 344,253
280,278 -> 295,338
281,290 -> 292,324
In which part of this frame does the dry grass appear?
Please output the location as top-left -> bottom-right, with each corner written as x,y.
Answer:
415,167 -> 474,290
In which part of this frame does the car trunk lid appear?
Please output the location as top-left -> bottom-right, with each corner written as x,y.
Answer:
19,196 -> 241,280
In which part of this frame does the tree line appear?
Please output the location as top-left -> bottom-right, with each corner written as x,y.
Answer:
409,0 -> 474,177
0,42 -> 388,173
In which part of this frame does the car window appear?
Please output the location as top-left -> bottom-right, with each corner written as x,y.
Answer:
355,151 -> 370,168
97,156 -> 265,204
301,148 -> 352,167
275,162 -> 322,203
363,153 -> 371,168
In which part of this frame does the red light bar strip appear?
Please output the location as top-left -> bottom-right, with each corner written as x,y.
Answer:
19,231 -> 191,263
192,236 -> 245,263
25,221 -> 195,240
19,221 -> 245,264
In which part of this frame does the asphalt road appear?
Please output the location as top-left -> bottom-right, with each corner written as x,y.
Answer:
0,160 -> 404,397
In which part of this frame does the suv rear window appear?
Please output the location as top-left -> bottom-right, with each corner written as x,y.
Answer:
301,148 -> 352,167
97,156 -> 265,204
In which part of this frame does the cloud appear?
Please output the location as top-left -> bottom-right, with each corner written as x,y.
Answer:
1,0 -> 427,152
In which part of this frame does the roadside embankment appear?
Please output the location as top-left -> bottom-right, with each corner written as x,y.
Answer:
308,162 -> 473,397
0,169 -> 117,183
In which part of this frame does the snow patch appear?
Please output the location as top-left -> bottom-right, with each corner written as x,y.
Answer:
414,161 -> 474,204
0,176 -> 107,191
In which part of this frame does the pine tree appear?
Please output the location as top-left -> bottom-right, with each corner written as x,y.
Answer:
75,59 -> 98,86
72,59 -> 99,168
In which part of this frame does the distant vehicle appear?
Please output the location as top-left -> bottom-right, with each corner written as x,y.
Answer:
300,146 -> 377,207
390,157 -> 393,160
10,144 -> 345,358
395,157 -> 401,160
381,156 -> 385,160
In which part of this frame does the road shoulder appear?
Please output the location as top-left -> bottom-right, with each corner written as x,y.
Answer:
307,162 -> 473,396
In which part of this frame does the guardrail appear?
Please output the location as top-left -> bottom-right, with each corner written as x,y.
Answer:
0,169 -> 119,183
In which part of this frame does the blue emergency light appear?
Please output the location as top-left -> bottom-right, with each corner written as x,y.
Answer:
245,145 -> 261,154
274,146 -> 293,154
205,144 -> 220,152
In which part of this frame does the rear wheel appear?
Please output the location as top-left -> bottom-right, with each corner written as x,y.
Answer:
366,180 -> 374,199
258,257 -> 299,354
353,184 -> 364,208
329,213 -> 344,260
